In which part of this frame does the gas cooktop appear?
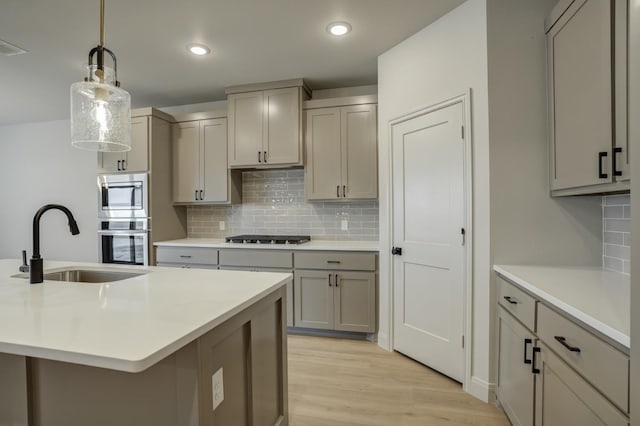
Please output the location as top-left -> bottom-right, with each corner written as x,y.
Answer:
225,235 -> 311,245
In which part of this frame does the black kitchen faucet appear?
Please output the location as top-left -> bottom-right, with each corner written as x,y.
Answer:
30,204 -> 80,284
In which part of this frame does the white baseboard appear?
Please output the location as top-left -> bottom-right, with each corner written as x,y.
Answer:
465,376 -> 496,403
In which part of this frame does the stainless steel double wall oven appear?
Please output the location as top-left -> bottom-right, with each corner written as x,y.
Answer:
97,173 -> 149,266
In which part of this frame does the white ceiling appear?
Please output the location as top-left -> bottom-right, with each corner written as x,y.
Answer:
0,0 -> 464,125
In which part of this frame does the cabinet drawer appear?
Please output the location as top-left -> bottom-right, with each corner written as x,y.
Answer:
537,303 -> 629,412
294,252 -> 376,271
219,249 -> 293,268
156,247 -> 218,266
497,276 -> 537,331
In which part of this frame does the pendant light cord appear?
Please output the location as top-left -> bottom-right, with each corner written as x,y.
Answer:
100,0 -> 105,47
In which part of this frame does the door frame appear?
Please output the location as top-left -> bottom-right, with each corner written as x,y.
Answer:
386,91 -> 473,390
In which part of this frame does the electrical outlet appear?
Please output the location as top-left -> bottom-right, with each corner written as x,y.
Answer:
341,220 -> 348,231
219,221 -> 225,231
212,368 -> 224,411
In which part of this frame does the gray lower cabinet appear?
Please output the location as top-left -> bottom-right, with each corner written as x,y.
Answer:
496,275 -> 630,425
497,307 -> 535,426
295,270 -> 376,332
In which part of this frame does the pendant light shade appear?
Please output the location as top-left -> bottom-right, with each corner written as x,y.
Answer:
70,0 -> 131,152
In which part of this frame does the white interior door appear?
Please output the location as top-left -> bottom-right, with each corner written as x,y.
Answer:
392,102 -> 465,382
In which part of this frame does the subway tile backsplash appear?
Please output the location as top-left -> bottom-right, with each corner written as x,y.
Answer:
603,194 -> 631,274
187,170 -> 379,240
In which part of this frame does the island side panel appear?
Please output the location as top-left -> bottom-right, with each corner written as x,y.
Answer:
0,353 -> 30,426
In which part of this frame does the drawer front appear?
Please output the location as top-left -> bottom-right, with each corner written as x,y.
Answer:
219,249 -> 293,268
537,303 -> 629,412
156,247 -> 218,266
497,276 -> 537,331
157,262 -> 217,270
294,251 -> 376,271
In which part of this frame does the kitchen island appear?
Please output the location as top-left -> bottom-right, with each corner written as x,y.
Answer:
0,259 -> 291,426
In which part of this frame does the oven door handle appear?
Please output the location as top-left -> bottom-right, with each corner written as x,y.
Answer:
97,230 -> 150,236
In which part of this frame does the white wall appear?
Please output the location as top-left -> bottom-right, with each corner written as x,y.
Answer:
0,120 -> 98,262
377,0 -> 492,401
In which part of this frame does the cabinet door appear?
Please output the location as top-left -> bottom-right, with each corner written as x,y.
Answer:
172,121 -> 200,203
100,151 -> 125,173
333,271 -> 376,333
342,104 -> 377,199
614,0 -> 629,181
294,270 -> 333,329
548,0 -> 612,190
305,107 -> 342,200
263,87 -> 301,166
123,116 -> 149,172
534,343 -> 628,426
228,91 -> 264,167
201,118 -> 229,202
496,307 -> 535,426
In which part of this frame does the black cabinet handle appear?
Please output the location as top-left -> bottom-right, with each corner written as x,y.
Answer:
200,190 -> 204,200
117,160 -> 121,171
613,147 -> 622,177
503,296 -> 518,305
122,159 -> 126,171
337,185 -> 340,198
327,260 -> 341,264
263,151 -> 267,163
343,185 -> 346,198
554,336 -> 581,353
523,338 -> 532,365
328,273 -> 332,287
335,274 -> 339,287
258,151 -> 262,163
531,347 -> 541,374
179,255 -> 192,258
195,190 -> 199,201
598,151 -> 608,179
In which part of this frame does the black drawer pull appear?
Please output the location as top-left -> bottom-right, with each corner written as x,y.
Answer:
554,336 -> 581,353
503,296 -> 518,305
179,255 -> 192,258
523,338 -> 532,365
613,147 -> 622,177
328,274 -> 332,287
327,260 -> 341,264
335,274 -> 339,287
532,347 -> 541,374
598,151 -> 608,179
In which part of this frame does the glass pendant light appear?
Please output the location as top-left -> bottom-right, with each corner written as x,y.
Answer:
70,0 -> 131,152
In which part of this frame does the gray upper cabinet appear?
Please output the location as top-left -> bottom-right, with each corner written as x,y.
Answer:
305,96 -> 378,201
99,116 -> 149,173
172,112 -> 241,204
546,0 -> 629,196
227,80 -> 310,168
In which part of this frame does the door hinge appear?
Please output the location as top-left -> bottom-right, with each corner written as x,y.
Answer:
461,228 -> 466,246
462,335 -> 465,348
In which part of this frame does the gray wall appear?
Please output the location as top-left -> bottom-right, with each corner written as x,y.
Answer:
0,120 -> 98,262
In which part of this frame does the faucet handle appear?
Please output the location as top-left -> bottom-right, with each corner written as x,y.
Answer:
19,250 -> 30,273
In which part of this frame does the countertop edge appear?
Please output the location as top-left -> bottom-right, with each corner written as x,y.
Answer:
493,265 -> 630,351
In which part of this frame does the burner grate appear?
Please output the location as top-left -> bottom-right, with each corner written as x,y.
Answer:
225,235 -> 311,245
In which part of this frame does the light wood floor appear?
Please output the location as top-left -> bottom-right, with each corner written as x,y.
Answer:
287,335 -> 510,426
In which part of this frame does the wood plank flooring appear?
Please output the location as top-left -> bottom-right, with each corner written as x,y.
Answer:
287,335 -> 510,426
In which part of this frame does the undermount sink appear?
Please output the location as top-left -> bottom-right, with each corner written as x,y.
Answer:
12,267 -> 148,283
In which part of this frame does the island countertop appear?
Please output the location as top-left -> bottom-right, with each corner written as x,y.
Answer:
0,259 -> 291,373
494,264 -> 629,350
154,238 -> 380,252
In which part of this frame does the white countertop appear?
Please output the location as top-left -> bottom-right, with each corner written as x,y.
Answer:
493,265 -> 630,350
154,238 -> 380,252
0,259 -> 290,373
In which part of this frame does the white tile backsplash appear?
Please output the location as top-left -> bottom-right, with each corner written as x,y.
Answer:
187,170 -> 379,240
603,194 -> 630,274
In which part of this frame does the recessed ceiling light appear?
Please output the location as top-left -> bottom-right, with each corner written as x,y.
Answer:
327,22 -> 352,36
187,43 -> 210,56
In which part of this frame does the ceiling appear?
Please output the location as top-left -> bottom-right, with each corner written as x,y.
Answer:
0,0 -> 464,125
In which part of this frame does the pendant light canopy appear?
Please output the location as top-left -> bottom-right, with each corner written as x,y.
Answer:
70,0 -> 131,152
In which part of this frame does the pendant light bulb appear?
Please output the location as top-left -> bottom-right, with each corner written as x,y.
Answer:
70,0 -> 131,152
